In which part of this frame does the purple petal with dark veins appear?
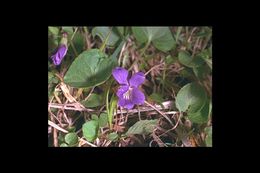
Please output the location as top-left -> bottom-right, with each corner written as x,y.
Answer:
118,97 -> 134,109
112,67 -> 129,85
116,85 -> 129,97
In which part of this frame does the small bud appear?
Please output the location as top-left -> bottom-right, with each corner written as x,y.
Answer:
51,32 -> 68,66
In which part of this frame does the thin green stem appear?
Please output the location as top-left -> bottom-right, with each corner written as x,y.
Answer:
100,27 -> 112,52
68,27 -> 79,56
70,27 -> 78,42
106,87 -> 111,129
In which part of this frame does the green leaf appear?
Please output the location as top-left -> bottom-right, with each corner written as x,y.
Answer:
108,132 -> 119,142
99,113 -> 108,127
73,31 -> 85,53
175,26 -> 183,43
60,143 -> 69,147
82,120 -> 99,142
65,132 -> 78,146
109,38 -> 127,65
176,82 -> 207,113
116,27 -> 124,36
205,126 -> 212,147
48,72 -> 58,84
81,94 -> 103,108
49,27 -> 59,36
126,120 -> 158,135
64,49 -> 114,88
152,29 -> 176,52
165,55 -> 177,65
188,99 -> 210,124
58,133 -> 65,143
178,51 -> 204,68
179,67 -> 194,78
132,27 -> 148,44
91,114 -> 99,120
92,27 -> 119,47
193,65 -> 211,80
197,49 -> 210,60
132,27 -> 176,52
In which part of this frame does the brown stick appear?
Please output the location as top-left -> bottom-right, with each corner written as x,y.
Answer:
144,101 -> 174,126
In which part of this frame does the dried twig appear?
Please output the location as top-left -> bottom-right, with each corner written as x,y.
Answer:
79,138 -> 97,147
49,101 -> 175,114
49,103 -> 94,112
152,129 -> 167,147
158,112 -> 182,137
84,87 -> 95,101
144,101 -> 174,126
145,63 -> 164,76
48,120 -> 69,133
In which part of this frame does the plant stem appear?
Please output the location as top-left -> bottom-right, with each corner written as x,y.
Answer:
67,27 -> 79,56
100,27 -> 112,52
106,85 -> 113,130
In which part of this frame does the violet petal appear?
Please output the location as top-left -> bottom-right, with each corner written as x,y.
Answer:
129,72 -> 145,87
112,67 -> 129,85
116,85 -> 129,97
131,87 -> 145,105
118,97 -> 134,109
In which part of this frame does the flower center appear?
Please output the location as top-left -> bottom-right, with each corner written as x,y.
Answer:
123,87 -> 133,100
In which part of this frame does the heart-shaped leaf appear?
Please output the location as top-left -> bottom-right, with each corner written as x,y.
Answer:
178,51 -> 205,68
48,27 -> 59,36
132,27 -> 176,52
60,143 -> 69,147
188,99 -> 210,124
99,112 -> 108,127
92,27 -> 119,47
176,82 -> 207,113
81,94 -> 103,108
65,132 -> 78,146
108,132 -> 119,141
64,49 -> 115,88
73,31 -> 85,53
193,65 -> 211,80
82,120 -> 99,142
91,114 -> 99,120
126,119 -> 158,135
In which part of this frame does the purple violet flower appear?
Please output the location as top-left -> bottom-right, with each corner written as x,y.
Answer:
112,67 -> 145,109
51,44 -> 68,66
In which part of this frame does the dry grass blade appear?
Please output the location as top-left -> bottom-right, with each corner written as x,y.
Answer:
49,103 -> 94,112
48,120 -> 69,133
60,82 -> 77,103
78,138 -> 97,147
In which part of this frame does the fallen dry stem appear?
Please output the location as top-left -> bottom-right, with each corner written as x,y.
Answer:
144,101 -> 174,126
48,120 -> 69,133
79,138 -> 97,147
145,63 -> 164,76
